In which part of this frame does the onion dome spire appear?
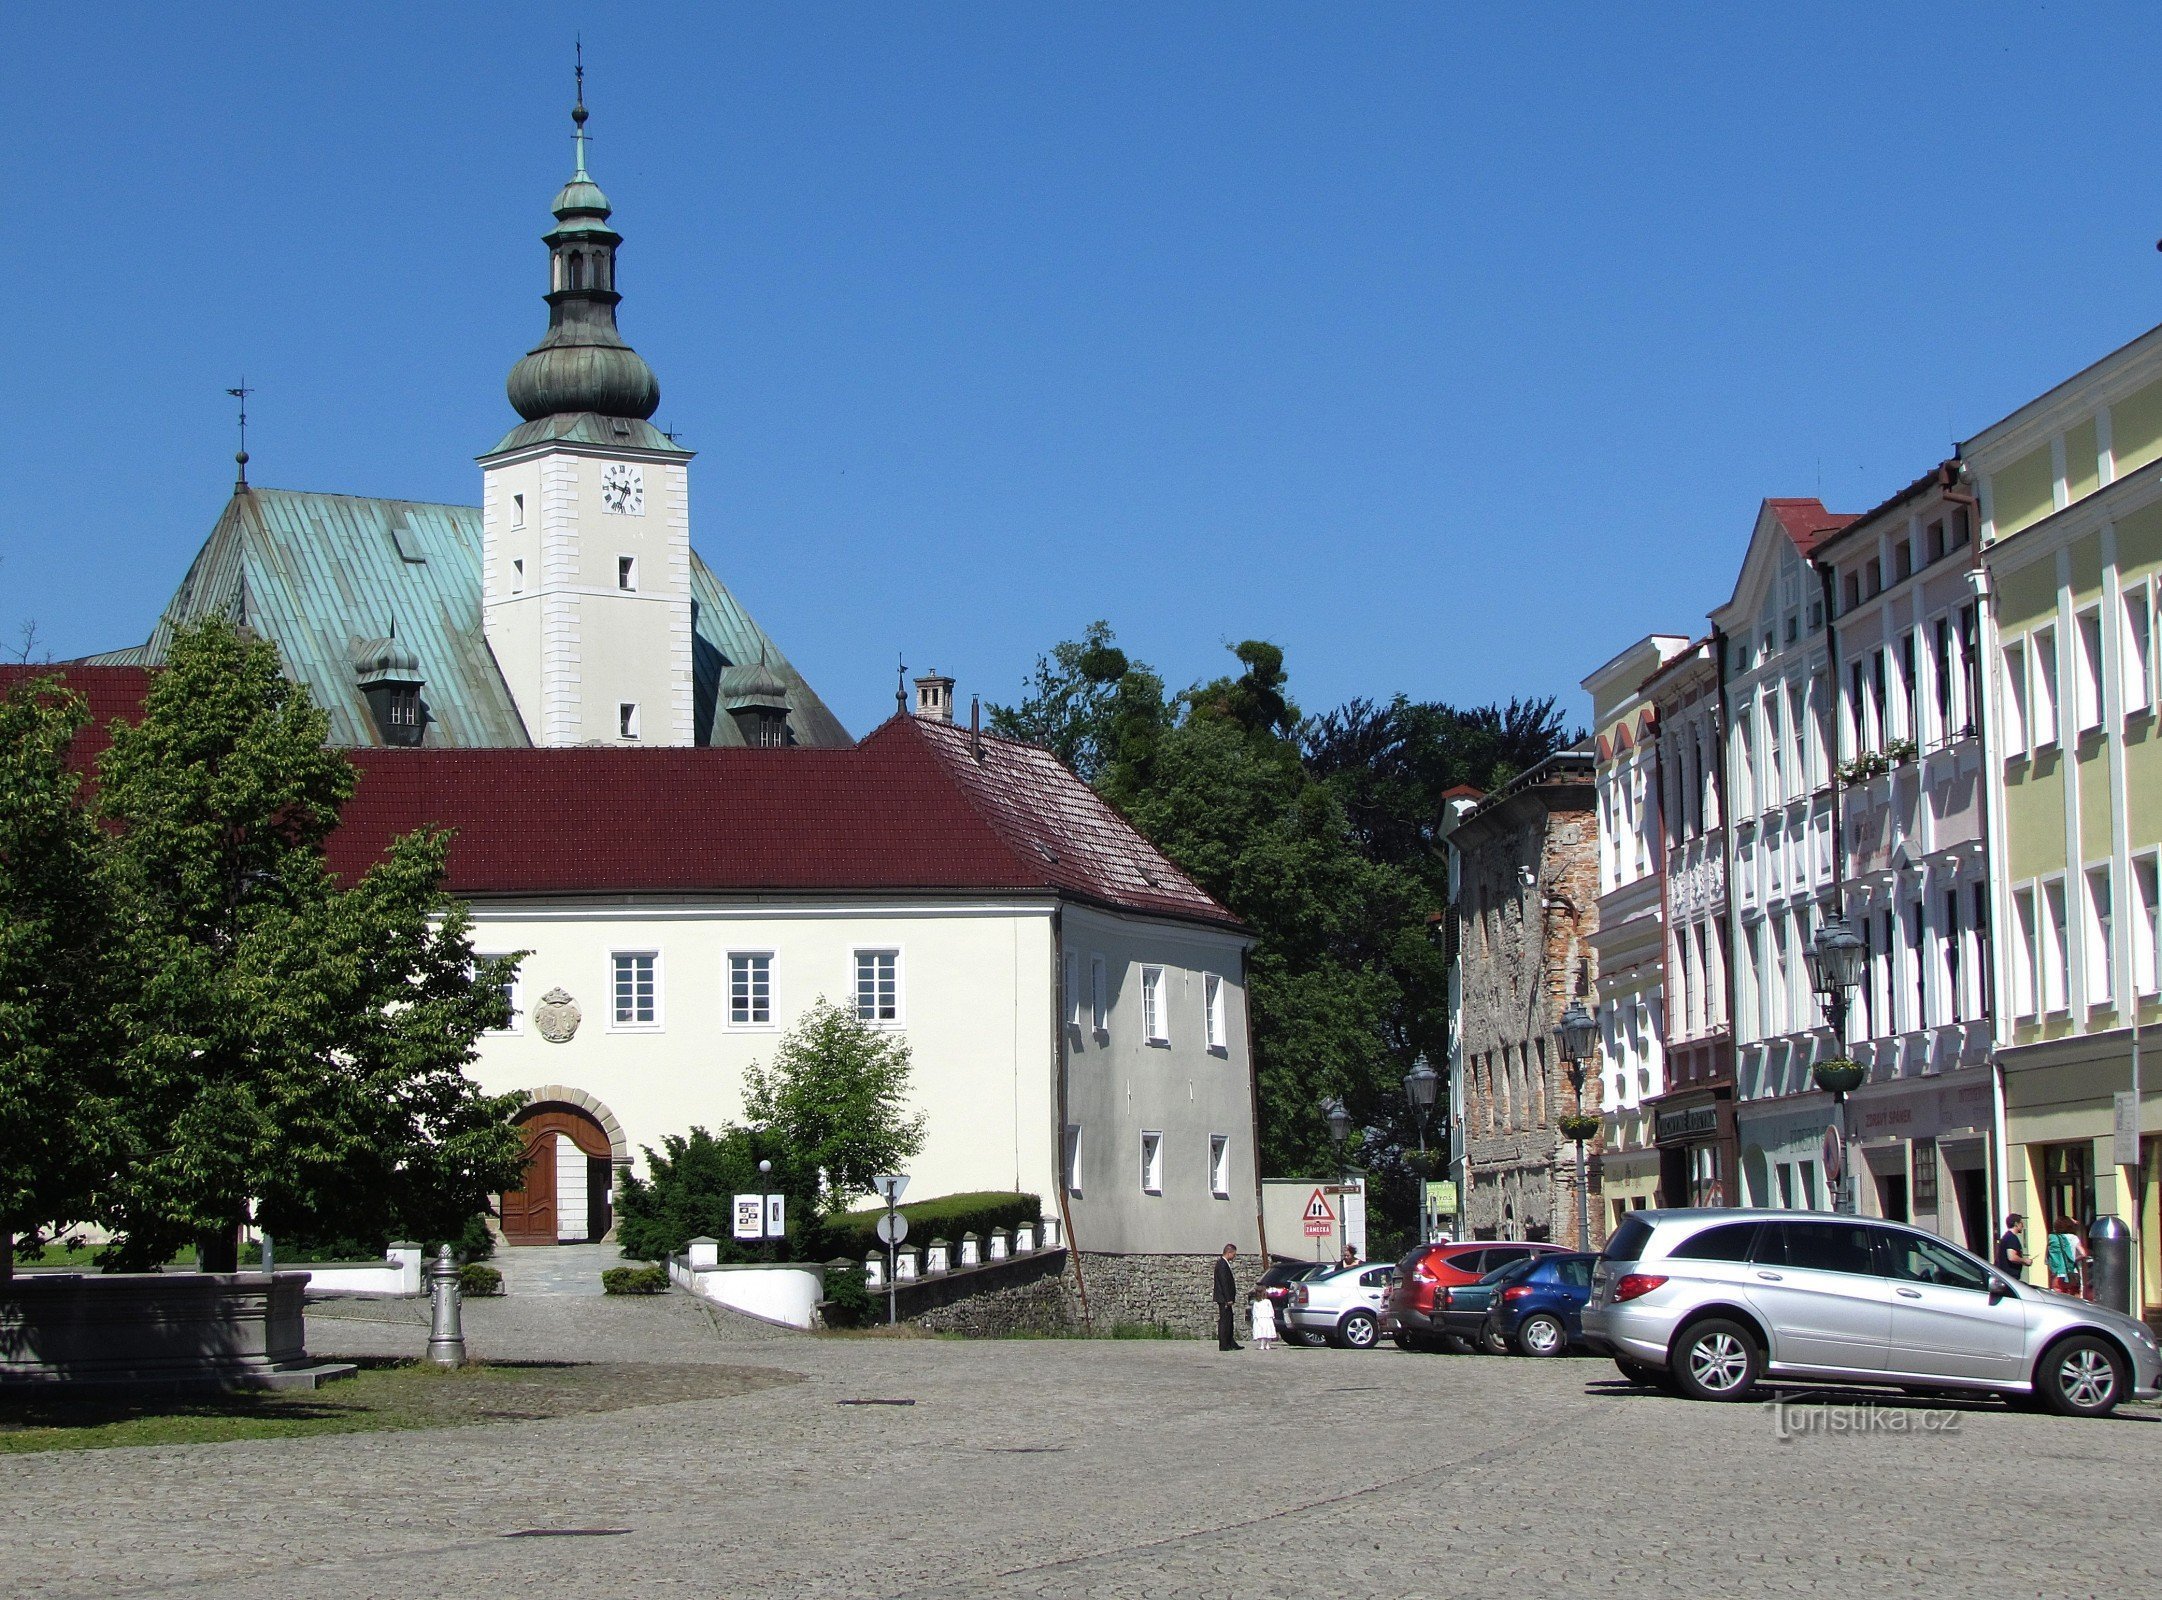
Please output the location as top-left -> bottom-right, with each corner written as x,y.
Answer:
504,53 -> 661,424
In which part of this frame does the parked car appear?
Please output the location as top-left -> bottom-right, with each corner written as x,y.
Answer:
1485,1251 -> 1597,1356
1256,1259 -> 1336,1346
1286,1261 -> 1399,1349
1386,1240 -> 1567,1350
1434,1257 -> 1542,1353
1583,1209 -> 2162,1417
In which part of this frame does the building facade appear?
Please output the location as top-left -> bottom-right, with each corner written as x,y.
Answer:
1816,467 -> 1998,1253
1444,753 -> 1602,1247
1583,636 -> 1690,1224
1969,322 -> 2162,1319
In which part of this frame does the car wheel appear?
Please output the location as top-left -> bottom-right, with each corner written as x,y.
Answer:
1669,1317 -> 1760,1402
1614,1357 -> 1666,1387
1339,1311 -> 1380,1349
1479,1320 -> 1510,1356
1441,1334 -> 1474,1354
1279,1326 -> 1315,1347
2033,1334 -> 2128,1418
1514,1312 -> 1567,1357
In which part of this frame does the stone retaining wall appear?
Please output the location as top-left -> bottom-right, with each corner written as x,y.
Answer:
869,1250 -> 1270,1339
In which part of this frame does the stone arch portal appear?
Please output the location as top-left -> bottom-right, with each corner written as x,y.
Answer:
499,1090 -> 628,1246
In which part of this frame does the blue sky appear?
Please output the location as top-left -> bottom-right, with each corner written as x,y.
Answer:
8,4 -> 2162,734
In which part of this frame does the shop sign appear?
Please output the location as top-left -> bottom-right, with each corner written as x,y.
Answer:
1655,1103 -> 1719,1143
1913,1138 -> 1937,1211
2115,1091 -> 2141,1168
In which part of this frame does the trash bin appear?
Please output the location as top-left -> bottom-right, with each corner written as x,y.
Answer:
2088,1214 -> 2133,1315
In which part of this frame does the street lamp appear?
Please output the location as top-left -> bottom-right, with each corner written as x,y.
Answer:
1806,912 -> 1867,1214
1320,1096 -> 1352,1259
1554,998 -> 1600,1250
1403,1055 -> 1440,1240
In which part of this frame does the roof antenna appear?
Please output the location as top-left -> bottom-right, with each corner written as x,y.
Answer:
571,37 -> 590,179
970,695 -> 983,761
896,654 -> 907,715
227,379 -> 254,492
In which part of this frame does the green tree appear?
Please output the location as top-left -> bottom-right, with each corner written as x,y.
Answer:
613,1124 -> 820,1263
741,997 -> 926,1213
0,677 -> 122,1278
93,618 -> 529,1270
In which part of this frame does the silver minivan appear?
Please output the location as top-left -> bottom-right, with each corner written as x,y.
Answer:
1583,1209 -> 2162,1417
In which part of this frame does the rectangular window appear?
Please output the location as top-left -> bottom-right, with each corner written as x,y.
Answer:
611,951 -> 658,1027
2136,854 -> 2162,997
1950,506 -> 1971,548
2075,607 -> 2105,733
1141,965 -> 1169,1044
1208,1134 -> 1231,1198
1908,899 -> 1928,1031
2012,886 -> 2040,1017
1900,632 -> 1919,742
2043,877 -> 2070,1013
1204,972 -> 1227,1051
1942,888 -> 1963,1024
2001,641 -> 2028,755
618,555 -> 638,592
477,954 -> 521,1033
1063,950 -> 1081,1028
1089,954 -> 1108,1032
1925,519 -> 1945,564
853,949 -> 900,1024
2032,625 -> 2060,747
1063,1124 -> 1082,1195
2085,865 -> 2115,1008
2125,583 -> 2154,716
619,702 -> 640,740
511,556 -> 525,594
728,952 -> 773,1027
1139,1130 -> 1164,1195
1894,538 -> 1914,583
511,491 -> 526,529
1932,616 -> 1954,744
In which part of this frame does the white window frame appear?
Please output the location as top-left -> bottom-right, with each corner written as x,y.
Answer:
477,953 -> 522,1034
511,491 -> 526,530
610,949 -> 662,1031
2000,641 -> 2028,757
619,701 -> 640,741
2011,885 -> 2039,1018
1140,965 -> 1170,1045
2042,876 -> 2071,1015
1063,950 -> 1081,1029
2084,863 -> 2115,1010
1063,1123 -> 1082,1196
511,556 -> 525,594
618,554 -> 639,593
852,948 -> 902,1027
1139,1130 -> 1165,1196
1208,1134 -> 1231,1199
2075,605 -> 2105,734
1089,953 -> 1108,1034
1203,972 -> 1227,1053
726,949 -> 776,1030
2031,625 -> 2060,750
2124,579 -> 2155,717
2135,852 -> 2162,998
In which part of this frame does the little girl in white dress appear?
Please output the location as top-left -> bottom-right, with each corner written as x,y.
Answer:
1249,1288 -> 1279,1350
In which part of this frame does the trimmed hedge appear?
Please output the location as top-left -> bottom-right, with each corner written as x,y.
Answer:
602,1264 -> 670,1296
459,1263 -> 504,1297
820,1262 -> 873,1328
820,1191 -> 1042,1260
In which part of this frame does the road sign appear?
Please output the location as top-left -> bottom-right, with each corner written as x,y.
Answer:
871,1174 -> 911,1204
733,1194 -> 765,1241
1820,1123 -> 1844,1182
1302,1188 -> 1334,1238
2114,1090 -> 2140,1167
876,1213 -> 909,1247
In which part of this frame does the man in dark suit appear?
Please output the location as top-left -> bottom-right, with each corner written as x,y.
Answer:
1213,1243 -> 1241,1350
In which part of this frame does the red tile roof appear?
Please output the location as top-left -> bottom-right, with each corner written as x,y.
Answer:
1763,497 -> 1859,556
0,665 -> 151,771
1,666 -> 1240,930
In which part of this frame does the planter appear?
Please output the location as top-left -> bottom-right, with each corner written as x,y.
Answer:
0,1272 -> 352,1392
1557,1114 -> 1602,1142
1813,1059 -> 1866,1095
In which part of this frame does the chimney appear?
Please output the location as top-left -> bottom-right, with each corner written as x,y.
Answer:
913,670 -> 955,723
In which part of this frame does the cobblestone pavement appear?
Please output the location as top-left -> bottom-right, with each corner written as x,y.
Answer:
7,1291 -> 2161,1599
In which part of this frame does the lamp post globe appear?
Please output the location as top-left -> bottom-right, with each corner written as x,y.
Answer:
1403,1056 -> 1440,1117
1808,911 -> 1866,1215
1554,999 -> 1598,1068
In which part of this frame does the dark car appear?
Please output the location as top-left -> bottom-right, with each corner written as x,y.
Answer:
1435,1257 -> 1542,1352
1256,1259 -> 1336,1346
1483,1251 -> 1597,1356
1386,1240 -> 1567,1350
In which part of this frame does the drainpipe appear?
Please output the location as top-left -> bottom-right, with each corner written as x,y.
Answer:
1942,462 -> 2000,1030
1815,557 -> 1846,920
1050,906 -> 1091,1330
1968,524 -> 2016,1232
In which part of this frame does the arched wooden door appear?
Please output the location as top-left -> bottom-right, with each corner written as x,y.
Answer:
500,1104 -> 615,1245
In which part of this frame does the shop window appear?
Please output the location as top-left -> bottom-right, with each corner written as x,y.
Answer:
2039,1141 -> 2096,1231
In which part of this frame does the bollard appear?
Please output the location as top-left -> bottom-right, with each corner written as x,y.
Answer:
2088,1215 -> 2133,1315
425,1244 -> 467,1368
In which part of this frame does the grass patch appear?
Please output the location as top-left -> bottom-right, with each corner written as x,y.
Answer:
0,1359 -> 798,1454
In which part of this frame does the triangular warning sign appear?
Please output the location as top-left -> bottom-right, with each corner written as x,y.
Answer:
1304,1188 -> 1333,1223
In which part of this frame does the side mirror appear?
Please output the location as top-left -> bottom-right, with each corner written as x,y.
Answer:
1988,1277 -> 2015,1305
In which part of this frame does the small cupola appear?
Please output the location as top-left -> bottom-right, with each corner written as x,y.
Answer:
913,671 -> 956,724
717,657 -> 793,748
353,632 -> 426,746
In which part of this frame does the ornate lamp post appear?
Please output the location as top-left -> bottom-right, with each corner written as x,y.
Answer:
1320,1096 -> 1353,1258
1553,998 -> 1601,1250
1403,1055 -> 1441,1241
1804,912 -> 1867,1214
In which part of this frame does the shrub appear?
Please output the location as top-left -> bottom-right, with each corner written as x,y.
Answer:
459,1263 -> 503,1297
821,1262 -> 873,1328
614,1125 -> 819,1264
816,1192 -> 1043,1261
601,1264 -> 670,1295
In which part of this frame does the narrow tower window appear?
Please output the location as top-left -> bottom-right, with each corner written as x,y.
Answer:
618,555 -> 637,592
619,702 -> 640,740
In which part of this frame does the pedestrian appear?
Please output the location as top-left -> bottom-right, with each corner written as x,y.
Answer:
1213,1243 -> 1242,1351
1339,1243 -> 1361,1270
2046,1214 -> 2092,1298
1249,1285 -> 1278,1351
1995,1213 -> 2029,1281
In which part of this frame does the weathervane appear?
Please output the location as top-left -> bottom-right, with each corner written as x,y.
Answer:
896,655 -> 907,714
227,379 -> 254,490
572,37 -> 590,178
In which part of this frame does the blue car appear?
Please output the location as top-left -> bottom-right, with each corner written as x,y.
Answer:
1483,1251 -> 1597,1356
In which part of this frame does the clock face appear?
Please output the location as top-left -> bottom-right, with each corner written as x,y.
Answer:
600,462 -> 645,516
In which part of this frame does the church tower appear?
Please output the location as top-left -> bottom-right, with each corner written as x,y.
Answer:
480,68 -> 696,747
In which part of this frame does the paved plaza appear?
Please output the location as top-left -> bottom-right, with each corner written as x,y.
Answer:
6,1282 -> 2161,1599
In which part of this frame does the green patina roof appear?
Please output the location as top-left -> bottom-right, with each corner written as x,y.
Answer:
84,486 -> 851,751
